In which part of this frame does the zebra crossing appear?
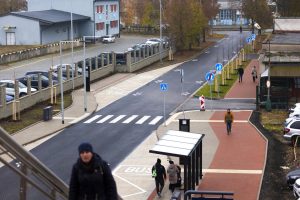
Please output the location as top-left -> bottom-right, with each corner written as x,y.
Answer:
83,114 -> 163,125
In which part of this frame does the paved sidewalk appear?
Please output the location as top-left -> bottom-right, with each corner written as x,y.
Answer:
6,58 -> 267,200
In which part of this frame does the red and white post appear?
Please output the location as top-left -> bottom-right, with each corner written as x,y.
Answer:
199,95 -> 205,111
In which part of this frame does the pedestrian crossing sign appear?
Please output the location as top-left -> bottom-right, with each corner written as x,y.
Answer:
160,83 -> 168,91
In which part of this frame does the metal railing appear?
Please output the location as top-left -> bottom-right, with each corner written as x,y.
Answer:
184,190 -> 234,200
0,127 -> 68,199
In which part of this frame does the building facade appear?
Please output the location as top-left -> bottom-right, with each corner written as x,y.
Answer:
0,0 -> 120,45
213,0 -> 248,26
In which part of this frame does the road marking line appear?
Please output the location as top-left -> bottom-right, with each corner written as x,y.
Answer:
172,119 -> 248,123
69,113 -> 91,124
97,115 -> 114,123
203,169 -> 263,174
149,116 -> 163,125
122,115 -> 138,123
83,115 -> 102,123
53,116 -> 77,120
135,116 -> 151,124
110,115 -> 126,123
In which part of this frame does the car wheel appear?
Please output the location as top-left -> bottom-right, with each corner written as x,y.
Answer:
19,93 -> 27,97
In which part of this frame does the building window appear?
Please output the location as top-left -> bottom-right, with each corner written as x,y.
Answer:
96,22 -> 105,31
110,20 -> 118,28
295,78 -> 300,89
96,5 -> 104,13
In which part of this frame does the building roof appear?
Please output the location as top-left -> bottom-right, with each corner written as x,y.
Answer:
274,18 -> 300,33
11,9 -> 90,25
272,33 -> 300,45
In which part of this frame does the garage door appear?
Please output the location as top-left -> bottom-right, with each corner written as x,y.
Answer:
6,32 -> 16,45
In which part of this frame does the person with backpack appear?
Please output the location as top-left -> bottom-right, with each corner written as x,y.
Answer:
69,142 -> 118,200
152,158 -> 166,197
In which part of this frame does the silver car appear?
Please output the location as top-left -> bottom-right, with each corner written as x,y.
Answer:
283,118 -> 300,144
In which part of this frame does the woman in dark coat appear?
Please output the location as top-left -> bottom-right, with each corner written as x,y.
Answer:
69,143 -> 118,200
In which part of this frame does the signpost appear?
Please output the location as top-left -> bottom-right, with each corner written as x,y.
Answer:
205,72 -> 215,110
160,83 -> 168,126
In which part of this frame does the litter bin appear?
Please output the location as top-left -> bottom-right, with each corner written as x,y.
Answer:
43,106 -> 53,121
179,119 -> 190,132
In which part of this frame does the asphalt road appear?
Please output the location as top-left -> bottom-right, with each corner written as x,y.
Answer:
0,31 -> 255,199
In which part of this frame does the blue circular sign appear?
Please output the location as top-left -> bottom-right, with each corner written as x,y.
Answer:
205,72 -> 215,81
215,63 -> 223,71
251,33 -> 256,40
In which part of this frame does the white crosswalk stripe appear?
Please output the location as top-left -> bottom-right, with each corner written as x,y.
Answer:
84,115 -> 102,123
149,116 -> 163,125
97,115 -> 114,123
110,115 -> 126,123
122,115 -> 138,124
135,116 -> 151,124
83,115 -> 163,125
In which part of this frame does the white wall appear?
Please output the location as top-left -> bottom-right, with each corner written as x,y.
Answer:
0,15 -> 40,45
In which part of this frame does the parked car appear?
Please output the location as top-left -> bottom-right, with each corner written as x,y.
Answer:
6,95 -> 13,102
0,79 -> 37,97
294,178 -> 300,197
289,103 -> 300,113
283,118 -> 300,144
115,52 -> 127,65
51,63 -> 82,77
145,38 -> 160,45
128,44 -> 142,51
25,71 -> 65,81
289,109 -> 300,118
18,74 -> 58,89
287,168 -> 300,189
102,35 -> 115,43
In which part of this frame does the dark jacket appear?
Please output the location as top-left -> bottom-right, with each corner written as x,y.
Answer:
152,162 -> 166,181
69,153 -> 118,200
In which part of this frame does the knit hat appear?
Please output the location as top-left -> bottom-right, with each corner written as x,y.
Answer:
157,158 -> 161,163
78,142 -> 93,154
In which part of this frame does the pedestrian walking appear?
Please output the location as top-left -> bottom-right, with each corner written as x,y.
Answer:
152,158 -> 167,198
251,66 -> 258,82
239,25 -> 243,33
224,109 -> 234,135
69,142 -> 118,200
237,67 -> 244,83
167,160 -> 179,193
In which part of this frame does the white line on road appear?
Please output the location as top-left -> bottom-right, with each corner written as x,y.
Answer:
110,115 -> 126,123
135,116 -> 151,124
172,119 -> 248,123
122,115 -> 138,124
97,115 -> 114,123
149,116 -> 163,125
84,115 -> 102,123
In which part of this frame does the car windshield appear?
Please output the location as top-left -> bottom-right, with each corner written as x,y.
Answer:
18,81 -> 27,88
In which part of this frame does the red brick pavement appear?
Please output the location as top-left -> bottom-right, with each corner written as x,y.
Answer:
225,60 -> 259,99
196,60 -> 267,200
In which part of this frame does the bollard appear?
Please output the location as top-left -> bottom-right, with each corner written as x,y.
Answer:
199,95 -> 205,111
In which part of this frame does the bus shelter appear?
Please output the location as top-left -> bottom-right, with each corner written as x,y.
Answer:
149,130 -> 205,192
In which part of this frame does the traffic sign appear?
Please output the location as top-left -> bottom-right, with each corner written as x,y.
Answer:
251,33 -> 256,40
160,83 -> 168,91
205,72 -> 215,81
215,63 -> 223,71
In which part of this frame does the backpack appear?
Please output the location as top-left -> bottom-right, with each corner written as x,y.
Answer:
152,166 -> 157,178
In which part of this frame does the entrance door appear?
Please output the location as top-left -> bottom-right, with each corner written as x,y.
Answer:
106,24 -> 109,35
6,32 -> 16,45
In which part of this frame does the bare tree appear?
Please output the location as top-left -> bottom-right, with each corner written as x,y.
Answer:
0,0 -> 27,15
277,0 -> 300,17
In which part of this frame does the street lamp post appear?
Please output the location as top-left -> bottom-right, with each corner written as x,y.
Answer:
70,0 -> 75,90
82,36 -> 103,112
266,39 -> 272,111
159,0 -> 162,63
